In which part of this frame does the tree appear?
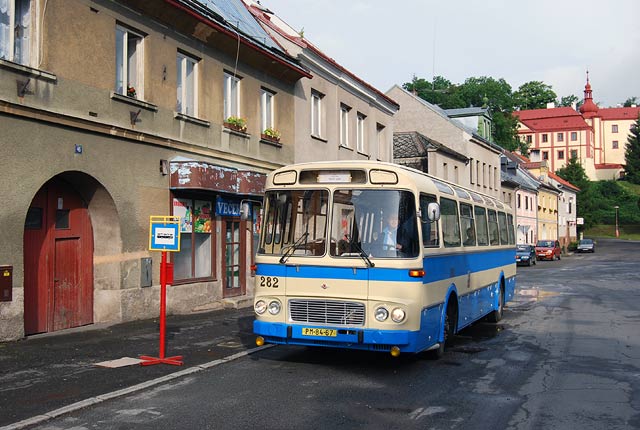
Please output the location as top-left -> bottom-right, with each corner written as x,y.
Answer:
402,75 -> 465,109
558,95 -> 579,108
513,81 -> 557,110
623,96 -> 638,107
624,116 -> 640,184
556,156 -> 590,191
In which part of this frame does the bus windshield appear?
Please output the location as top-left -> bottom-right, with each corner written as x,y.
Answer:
258,189 -> 329,256
331,189 -> 418,258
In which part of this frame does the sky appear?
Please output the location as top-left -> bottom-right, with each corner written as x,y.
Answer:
260,0 -> 640,108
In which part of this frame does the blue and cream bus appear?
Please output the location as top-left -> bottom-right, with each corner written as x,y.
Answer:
253,161 -> 516,357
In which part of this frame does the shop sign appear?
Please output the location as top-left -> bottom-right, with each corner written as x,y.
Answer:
215,196 -> 241,217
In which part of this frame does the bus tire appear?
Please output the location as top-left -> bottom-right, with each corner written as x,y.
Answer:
428,300 -> 456,360
488,283 -> 504,323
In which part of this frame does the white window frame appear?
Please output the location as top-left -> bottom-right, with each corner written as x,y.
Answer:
176,51 -> 198,117
311,90 -> 323,137
261,88 -> 275,132
224,72 -> 241,120
0,0 -> 36,66
115,24 -> 145,99
339,104 -> 350,147
356,112 -> 366,153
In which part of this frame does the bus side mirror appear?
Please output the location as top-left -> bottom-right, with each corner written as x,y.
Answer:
426,202 -> 440,222
240,202 -> 251,221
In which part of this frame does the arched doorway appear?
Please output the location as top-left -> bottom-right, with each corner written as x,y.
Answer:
24,177 -> 94,334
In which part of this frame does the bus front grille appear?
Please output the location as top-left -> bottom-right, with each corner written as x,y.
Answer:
289,299 -> 365,326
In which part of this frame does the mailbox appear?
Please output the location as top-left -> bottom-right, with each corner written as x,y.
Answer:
0,266 -> 12,302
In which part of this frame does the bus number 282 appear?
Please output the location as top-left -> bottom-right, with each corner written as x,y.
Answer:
260,276 -> 279,288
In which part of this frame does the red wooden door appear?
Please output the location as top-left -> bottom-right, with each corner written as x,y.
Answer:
222,218 -> 246,298
24,178 -> 94,334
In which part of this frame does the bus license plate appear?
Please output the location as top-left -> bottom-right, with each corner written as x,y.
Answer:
301,328 -> 337,337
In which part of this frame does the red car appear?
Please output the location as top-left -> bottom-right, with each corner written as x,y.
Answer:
535,240 -> 561,261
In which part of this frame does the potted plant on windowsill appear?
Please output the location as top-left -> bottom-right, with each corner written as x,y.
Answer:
261,127 -> 281,143
127,86 -> 137,98
224,116 -> 247,133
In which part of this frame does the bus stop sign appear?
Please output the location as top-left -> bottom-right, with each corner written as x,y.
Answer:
149,216 -> 181,252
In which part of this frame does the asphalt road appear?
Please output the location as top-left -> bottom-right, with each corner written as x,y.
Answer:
26,239 -> 640,430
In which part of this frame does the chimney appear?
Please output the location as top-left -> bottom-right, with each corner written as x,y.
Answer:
546,102 -> 555,109
571,101 -> 577,111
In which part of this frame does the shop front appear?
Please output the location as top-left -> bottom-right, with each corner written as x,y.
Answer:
170,161 -> 265,303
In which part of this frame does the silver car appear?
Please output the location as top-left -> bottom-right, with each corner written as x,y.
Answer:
577,238 -> 595,253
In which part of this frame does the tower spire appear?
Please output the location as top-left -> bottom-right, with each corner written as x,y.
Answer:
579,70 -> 598,118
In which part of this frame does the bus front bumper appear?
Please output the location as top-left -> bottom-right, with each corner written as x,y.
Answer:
253,320 -> 431,353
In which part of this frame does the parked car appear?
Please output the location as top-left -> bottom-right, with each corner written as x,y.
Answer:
577,238 -> 595,253
516,244 -> 536,266
535,240 -> 561,261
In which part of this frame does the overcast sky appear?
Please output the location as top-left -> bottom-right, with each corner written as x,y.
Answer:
261,0 -> 640,107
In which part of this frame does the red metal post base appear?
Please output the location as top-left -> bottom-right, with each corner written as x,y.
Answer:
139,355 -> 184,366
140,251 -> 184,367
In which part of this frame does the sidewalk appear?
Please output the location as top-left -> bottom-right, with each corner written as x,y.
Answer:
0,307 -> 258,428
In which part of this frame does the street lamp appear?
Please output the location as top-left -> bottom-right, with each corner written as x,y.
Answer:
614,205 -> 620,238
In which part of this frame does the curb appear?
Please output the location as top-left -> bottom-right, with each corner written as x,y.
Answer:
0,345 -> 274,430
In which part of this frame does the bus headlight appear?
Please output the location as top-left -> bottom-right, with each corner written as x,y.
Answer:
254,300 -> 267,315
268,300 -> 281,315
391,307 -> 406,323
375,307 -> 389,322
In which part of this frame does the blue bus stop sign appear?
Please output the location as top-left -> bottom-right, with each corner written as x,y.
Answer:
149,216 -> 181,252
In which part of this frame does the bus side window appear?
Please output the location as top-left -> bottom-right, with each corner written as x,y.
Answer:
420,194 -> 439,247
474,206 -> 489,246
460,203 -> 476,246
497,211 -> 509,245
507,214 -> 516,245
488,209 -> 499,245
441,197 -> 461,247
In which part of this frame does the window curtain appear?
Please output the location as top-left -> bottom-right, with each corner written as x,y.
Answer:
14,0 -> 29,65
0,0 -> 10,60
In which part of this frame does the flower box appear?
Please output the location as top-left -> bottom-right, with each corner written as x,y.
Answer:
261,133 -> 280,143
224,122 -> 247,133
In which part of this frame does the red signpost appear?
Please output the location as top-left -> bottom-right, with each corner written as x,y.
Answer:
141,217 -> 183,366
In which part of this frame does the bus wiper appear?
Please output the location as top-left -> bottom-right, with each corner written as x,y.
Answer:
279,232 -> 309,264
345,235 -> 375,268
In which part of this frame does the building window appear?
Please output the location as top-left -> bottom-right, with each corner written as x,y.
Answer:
571,131 -> 577,141
116,25 -> 145,99
571,149 -> 578,159
311,90 -> 323,137
176,52 -> 198,116
476,160 -> 480,186
525,196 -> 529,210
454,165 -> 459,183
261,88 -> 275,132
442,162 -> 448,180
612,124 -> 618,133
542,134 -> 548,143
469,158 -> 474,184
612,140 -> 619,149
376,123 -> 385,160
224,72 -> 241,120
482,163 -> 486,187
542,151 -> 549,160
517,194 -> 521,209
0,0 -> 36,66
172,197 -> 214,281
558,150 -> 564,160
339,104 -> 350,147
557,132 -> 564,142
526,135 -> 532,144
356,112 -> 366,153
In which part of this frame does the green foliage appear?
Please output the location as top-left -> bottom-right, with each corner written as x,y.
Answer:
623,97 -> 638,107
624,116 -> 640,184
558,95 -> 579,107
403,76 -> 465,109
555,156 -> 590,191
512,81 -> 557,110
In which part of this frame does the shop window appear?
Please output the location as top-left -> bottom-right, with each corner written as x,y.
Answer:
172,197 -> 214,281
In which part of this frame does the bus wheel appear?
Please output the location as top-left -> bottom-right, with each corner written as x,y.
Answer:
428,301 -> 455,360
488,283 -> 504,323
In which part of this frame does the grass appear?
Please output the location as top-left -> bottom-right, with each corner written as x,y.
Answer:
584,224 -> 640,241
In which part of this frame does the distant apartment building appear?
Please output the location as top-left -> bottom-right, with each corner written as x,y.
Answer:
515,76 -> 640,181
387,86 -> 502,199
245,1 -> 399,163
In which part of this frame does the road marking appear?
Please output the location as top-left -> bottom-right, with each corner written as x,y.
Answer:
0,345 -> 274,430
